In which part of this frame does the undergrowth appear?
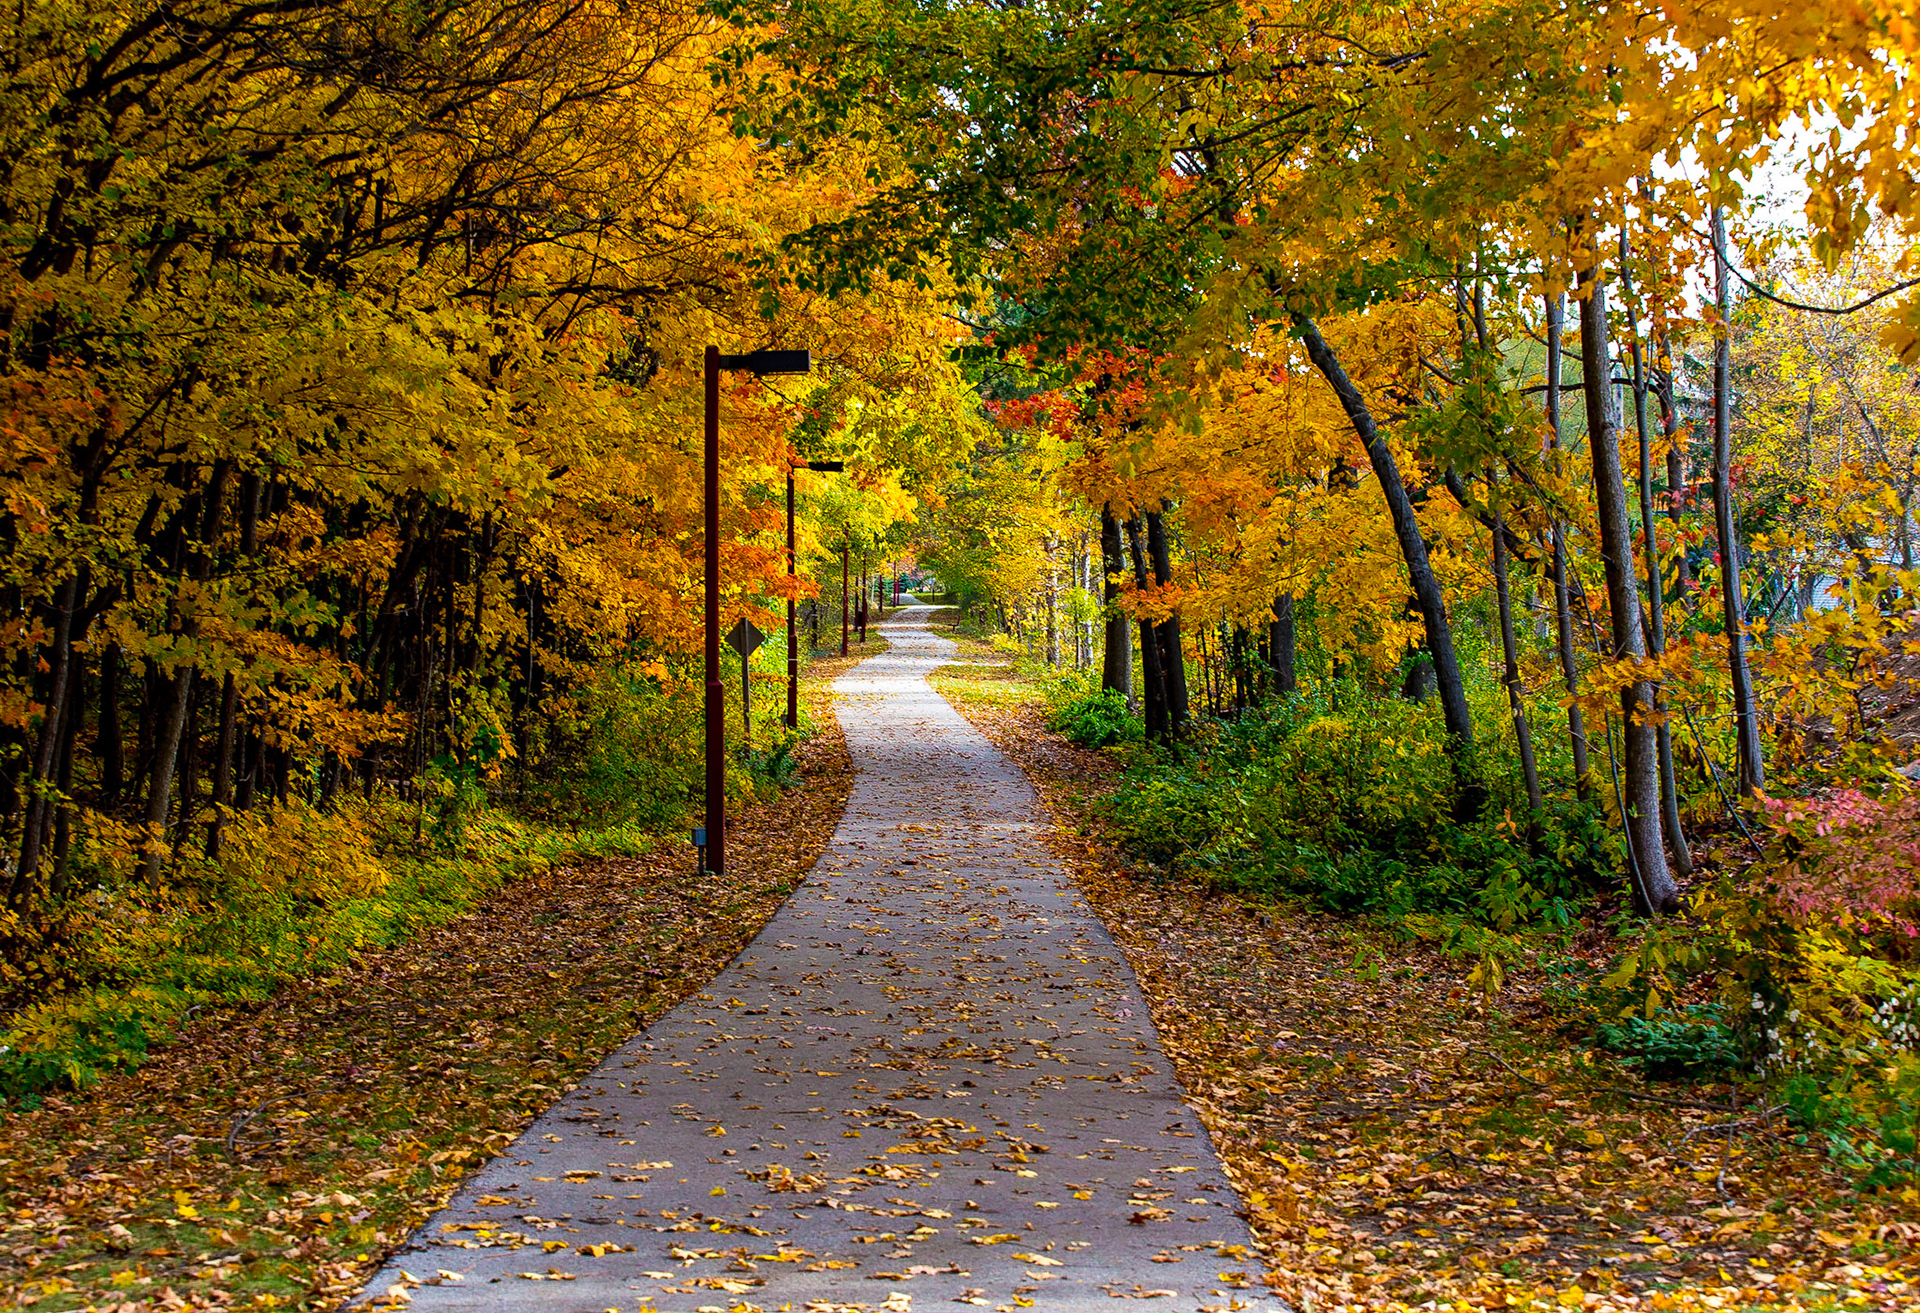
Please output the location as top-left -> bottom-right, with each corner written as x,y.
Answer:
0,657 -> 823,1106
1074,678 -> 1615,930
1043,666 -> 1920,1189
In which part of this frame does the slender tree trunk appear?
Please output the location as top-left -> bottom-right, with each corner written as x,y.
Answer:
1492,492 -> 1544,829
1100,506 -> 1133,706
172,679 -> 202,850
209,478 -> 256,840
1296,315 -> 1474,749
1713,206 -> 1765,795
1653,341 -> 1695,596
142,666 -> 195,881
1578,248 -> 1676,913
141,463 -> 229,879
12,573 -> 79,901
1146,508 -> 1189,732
1045,533 -> 1060,667
99,643 -> 123,808
50,653 -> 83,897
1545,292 -> 1592,794
1269,594 -> 1297,695
1125,516 -> 1168,743
206,672 -> 238,858
1621,232 -> 1694,877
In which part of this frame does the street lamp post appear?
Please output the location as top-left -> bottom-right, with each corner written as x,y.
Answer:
705,345 -> 810,877
788,459 -> 843,729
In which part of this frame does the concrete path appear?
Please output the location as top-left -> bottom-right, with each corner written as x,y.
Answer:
359,605 -> 1274,1313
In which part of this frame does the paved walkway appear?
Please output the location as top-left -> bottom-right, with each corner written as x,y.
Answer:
360,605 -> 1273,1312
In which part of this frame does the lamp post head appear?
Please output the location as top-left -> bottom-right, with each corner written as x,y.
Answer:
805,460 -> 845,473
717,348 -> 812,375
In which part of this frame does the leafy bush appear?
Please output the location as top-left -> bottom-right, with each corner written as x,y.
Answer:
1593,1010 -> 1743,1079
1596,788 -> 1920,1184
1096,686 -> 1608,928
1046,686 -> 1142,748
523,661 -> 702,829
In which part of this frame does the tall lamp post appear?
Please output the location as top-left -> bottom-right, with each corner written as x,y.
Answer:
787,459 -> 844,729
705,345 -> 810,877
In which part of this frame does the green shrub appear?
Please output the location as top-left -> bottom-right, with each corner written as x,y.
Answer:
1593,1009 -> 1743,1079
1096,683 -> 1609,929
524,662 -> 702,829
1046,687 -> 1142,748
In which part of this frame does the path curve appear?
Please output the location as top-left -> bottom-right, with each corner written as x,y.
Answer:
360,605 -> 1272,1312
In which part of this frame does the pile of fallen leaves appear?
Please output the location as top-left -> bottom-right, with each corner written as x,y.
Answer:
0,645 -> 880,1313
929,650 -> 1920,1313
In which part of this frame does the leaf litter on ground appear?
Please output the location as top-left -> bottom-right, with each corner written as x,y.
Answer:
0,646 -> 883,1312
926,636 -> 1920,1313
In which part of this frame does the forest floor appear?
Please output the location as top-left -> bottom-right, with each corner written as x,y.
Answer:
0,634 -> 890,1313
924,623 -> 1920,1313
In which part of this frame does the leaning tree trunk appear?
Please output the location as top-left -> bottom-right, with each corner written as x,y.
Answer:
1469,273 -> 1543,830
1295,315 -> 1474,750
142,666 -> 196,882
1493,486 -> 1545,832
1545,292 -> 1592,795
1578,248 -> 1677,914
1099,506 -> 1133,705
1621,232 -> 1694,877
1712,206 -> 1765,796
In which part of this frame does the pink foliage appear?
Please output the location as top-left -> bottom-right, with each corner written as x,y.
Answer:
1759,790 -> 1920,937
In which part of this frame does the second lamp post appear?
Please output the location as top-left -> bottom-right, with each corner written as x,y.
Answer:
787,459 -> 843,729
704,345 -> 810,877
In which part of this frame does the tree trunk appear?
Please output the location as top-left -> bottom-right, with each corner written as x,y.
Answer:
1713,206 -> 1765,795
98,643 -> 123,808
1654,339 -> 1695,595
141,463 -> 229,880
142,665 -> 195,881
1492,492 -> 1544,829
1296,315 -> 1474,749
1269,594 -> 1297,695
1545,292 -> 1592,795
12,573 -> 79,901
49,652 -> 83,897
1145,508 -> 1189,732
1578,249 -> 1676,913
1100,506 -> 1133,705
172,678 -> 202,850
206,672 -> 238,858
1045,533 -> 1060,667
1125,516 -> 1169,743
1621,233 -> 1694,877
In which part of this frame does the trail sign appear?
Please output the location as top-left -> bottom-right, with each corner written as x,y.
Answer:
727,619 -> 765,659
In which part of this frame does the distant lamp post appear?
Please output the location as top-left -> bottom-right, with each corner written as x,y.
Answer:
705,346 -> 810,877
788,459 -> 844,729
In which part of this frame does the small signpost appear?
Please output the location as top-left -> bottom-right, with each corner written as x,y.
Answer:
727,619 -> 765,743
